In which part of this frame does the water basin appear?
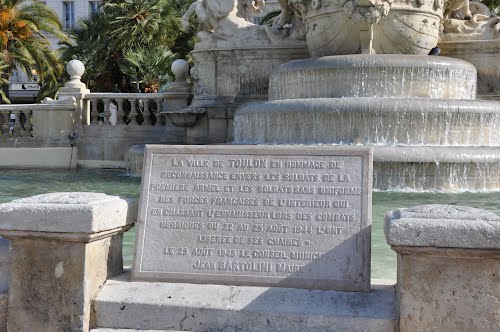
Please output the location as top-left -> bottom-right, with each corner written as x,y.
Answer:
1,168 -> 499,281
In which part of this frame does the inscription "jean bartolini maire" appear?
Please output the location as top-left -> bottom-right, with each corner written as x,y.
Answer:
134,146 -> 371,292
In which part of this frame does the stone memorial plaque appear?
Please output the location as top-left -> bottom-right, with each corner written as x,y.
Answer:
133,145 -> 372,291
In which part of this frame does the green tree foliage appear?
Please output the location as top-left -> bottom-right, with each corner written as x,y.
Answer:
120,46 -> 176,92
62,0 -> 196,92
479,0 -> 499,12
102,0 -> 180,49
60,12 -> 123,91
0,0 -> 69,102
0,59 -> 10,103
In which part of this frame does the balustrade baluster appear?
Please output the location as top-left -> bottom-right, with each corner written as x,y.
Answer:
156,99 -> 165,125
129,98 -> 138,125
0,113 -> 7,136
24,110 -> 33,136
12,111 -> 22,136
143,100 -> 152,125
116,99 -> 125,125
103,99 -> 111,125
91,99 -> 99,125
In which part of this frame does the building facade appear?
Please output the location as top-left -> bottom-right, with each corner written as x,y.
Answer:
9,0 -> 101,102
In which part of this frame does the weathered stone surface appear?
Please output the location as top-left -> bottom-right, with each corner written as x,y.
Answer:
0,293 -> 6,332
0,192 -> 137,234
94,272 -> 397,331
385,204 -> 500,249
396,252 -> 500,332
91,330 -> 182,332
133,145 -> 372,291
0,239 -> 8,332
442,2 -> 500,42
385,204 -> 500,332
7,236 -> 123,332
0,147 -> 78,169
0,238 -> 8,294
0,193 -> 137,332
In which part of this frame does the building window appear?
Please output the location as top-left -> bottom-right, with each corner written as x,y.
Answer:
63,2 -> 75,30
89,1 -> 100,14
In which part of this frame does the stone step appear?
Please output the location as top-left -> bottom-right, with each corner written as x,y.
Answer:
93,272 -> 398,332
91,329 -> 184,332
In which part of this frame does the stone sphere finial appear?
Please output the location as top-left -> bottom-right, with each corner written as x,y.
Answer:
65,60 -> 86,88
171,59 -> 189,82
67,60 -> 85,78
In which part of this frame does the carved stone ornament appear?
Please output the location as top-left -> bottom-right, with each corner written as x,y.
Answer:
342,0 -> 394,24
161,108 -> 206,127
442,2 -> 500,40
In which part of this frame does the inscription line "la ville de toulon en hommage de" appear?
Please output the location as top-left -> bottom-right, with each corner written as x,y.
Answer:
133,146 -> 372,292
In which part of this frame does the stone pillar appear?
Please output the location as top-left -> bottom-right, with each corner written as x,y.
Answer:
167,59 -> 192,112
58,59 -> 91,127
0,192 -> 137,332
384,204 -> 500,331
32,60 -> 90,141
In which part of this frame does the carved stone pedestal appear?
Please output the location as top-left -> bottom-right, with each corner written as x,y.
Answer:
0,193 -> 137,332
385,204 -> 500,331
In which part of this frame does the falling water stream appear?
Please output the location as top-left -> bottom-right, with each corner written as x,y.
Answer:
233,54 -> 500,192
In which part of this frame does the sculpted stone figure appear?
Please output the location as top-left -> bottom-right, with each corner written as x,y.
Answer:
245,0 -> 266,14
442,1 -> 500,40
181,0 -> 253,42
444,0 -> 472,20
181,0 -> 307,49
271,0 -> 305,39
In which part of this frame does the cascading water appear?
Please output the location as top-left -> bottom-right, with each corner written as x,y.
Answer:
232,55 -> 500,191
125,145 -> 145,176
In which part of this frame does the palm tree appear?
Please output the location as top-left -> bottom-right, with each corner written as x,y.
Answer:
120,45 -> 177,92
101,0 -> 180,50
0,0 -> 69,101
0,59 -> 10,103
60,11 -> 124,91
63,0 -> 195,92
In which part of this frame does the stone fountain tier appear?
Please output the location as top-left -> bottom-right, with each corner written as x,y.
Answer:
234,98 -> 500,146
232,54 -> 500,191
269,55 -> 477,100
295,0 -> 442,56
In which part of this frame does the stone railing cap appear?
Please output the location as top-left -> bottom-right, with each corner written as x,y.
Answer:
0,192 -> 137,234
384,204 -> 500,249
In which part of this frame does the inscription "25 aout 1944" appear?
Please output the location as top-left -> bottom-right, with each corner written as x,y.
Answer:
134,147 -> 371,292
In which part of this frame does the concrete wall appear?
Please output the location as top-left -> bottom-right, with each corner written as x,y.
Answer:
0,147 -> 77,169
77,124 -> 185,163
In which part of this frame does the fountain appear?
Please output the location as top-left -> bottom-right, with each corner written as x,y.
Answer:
221,0 -> 500,191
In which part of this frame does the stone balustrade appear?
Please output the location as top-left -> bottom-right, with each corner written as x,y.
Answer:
0,90 -> 185,134
85,92 -> 168,126
0,59 -> 192,166
0,101 -> 75,138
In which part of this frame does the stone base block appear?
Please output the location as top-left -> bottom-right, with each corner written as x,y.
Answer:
91,329 -> 183,332
385,204 -> 500,331
0,293 -> 6,332
0,147 -> 77,169
8,235 -> 124,332
396,249 -> 500,332
94,272 -> 398,332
